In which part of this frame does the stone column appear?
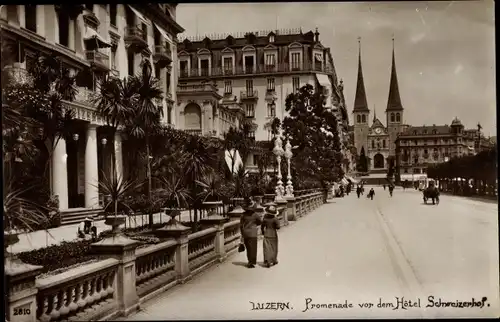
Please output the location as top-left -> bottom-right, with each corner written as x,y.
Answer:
52,137 -> 69,210
68,18 -> 75,50
91,237 -> 140,316
285,197 -> 297,221
114,131 -> 124,180
276,199 -> 288,226
175,231 -> 191,283
85,124 -> 99,208
18,6 -> 25,28
5,262 -> 43,322
35,5 -> 45,37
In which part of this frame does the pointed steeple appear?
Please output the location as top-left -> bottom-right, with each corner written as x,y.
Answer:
373,105 -> 377,123
386,36 -> 403,111
353,37 -> 369,112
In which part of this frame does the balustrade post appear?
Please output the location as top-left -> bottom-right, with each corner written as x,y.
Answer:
214,222 -> 226,262
285,197 -> 297,221
276,199 -> 288,226
175,231 -> 191,283
91,237 -> 140,316
5,262 -> 43,322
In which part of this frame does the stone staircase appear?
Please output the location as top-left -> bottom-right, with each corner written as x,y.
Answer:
60,208 -> 105,226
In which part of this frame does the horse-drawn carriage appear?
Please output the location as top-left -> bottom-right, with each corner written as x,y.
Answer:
423,180 -> 440,205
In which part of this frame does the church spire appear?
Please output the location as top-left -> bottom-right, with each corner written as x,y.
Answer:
386,36 -> 404,111
373,105 -> 377,122
353,37 -> 369,113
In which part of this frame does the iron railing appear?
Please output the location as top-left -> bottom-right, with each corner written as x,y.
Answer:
85,50 -> 109,67
240,90 -> 258,99
178,63 -> 335,78
125,26 -> 147,41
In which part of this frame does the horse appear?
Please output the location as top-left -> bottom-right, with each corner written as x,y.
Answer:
423,186 -> 440,205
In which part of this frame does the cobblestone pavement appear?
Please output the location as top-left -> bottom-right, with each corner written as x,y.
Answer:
123,187 -> 499,320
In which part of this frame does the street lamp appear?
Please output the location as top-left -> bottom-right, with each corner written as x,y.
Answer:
284,137 -> 294,197
272,126 -> 285,201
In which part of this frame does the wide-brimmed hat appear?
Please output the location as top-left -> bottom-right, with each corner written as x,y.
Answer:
83,217 -> 93,222
265,205 -> 278,216
243,197 -> 255,212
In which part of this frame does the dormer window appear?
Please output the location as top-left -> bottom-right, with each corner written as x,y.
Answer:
269,35 -> 275,43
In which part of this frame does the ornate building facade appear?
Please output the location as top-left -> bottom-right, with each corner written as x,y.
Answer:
352,38 -> 406,173
175,28 -> 350,170
1,4 -> 184,212
395,118 -> 495,178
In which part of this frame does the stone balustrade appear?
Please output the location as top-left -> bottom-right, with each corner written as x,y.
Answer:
6,191 -> 331,322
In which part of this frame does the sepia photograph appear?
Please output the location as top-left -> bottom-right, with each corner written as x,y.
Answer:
1,1 -> 498,320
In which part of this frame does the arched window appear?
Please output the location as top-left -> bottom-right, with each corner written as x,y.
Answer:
396,113 -> 400,122
361,114 -> 366,123
372,140 -> 375,148
390,113 -> 395,122
374,153 -> 384,168
432,129 -> 437,135
383,140 -> 386,148
357,115 -> 361,123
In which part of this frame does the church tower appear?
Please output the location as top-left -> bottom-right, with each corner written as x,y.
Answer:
385,37 -> 404,157
353,37 -> 370,157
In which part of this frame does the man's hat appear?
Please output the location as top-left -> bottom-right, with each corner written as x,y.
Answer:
265,205 -> 278,216
243,197 -> 255,212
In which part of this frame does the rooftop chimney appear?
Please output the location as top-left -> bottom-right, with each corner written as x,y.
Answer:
314,27 -> 320,42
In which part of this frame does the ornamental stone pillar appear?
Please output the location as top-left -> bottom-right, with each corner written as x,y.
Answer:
85,124 -> 99,208
52,137 -> 69,210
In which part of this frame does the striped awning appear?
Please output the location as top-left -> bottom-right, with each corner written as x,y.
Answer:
127,5 -> 147,24
83,27 -> 111,48
154,23 -> 172,42
341,178 -> 349,185
314,53 -> 323,61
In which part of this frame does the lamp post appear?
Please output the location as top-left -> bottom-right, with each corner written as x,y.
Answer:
273,126 -> 285,202
284,137 -> 294,197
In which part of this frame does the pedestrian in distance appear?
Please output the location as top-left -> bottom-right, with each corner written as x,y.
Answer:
356,186 -> 361,198
239,198 -> 262,268
383,184 -> 386,190
368,188 -> 375,200
261,205 -> 280,268
389,185 -> 394,197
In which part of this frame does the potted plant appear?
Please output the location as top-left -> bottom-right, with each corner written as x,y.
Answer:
95,171 -> 140,236
153,173 -> 192,238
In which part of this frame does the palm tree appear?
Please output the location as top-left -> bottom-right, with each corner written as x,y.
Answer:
125,59 -> 164,228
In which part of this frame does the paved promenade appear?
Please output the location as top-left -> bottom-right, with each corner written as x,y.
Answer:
123,187 -> 499,320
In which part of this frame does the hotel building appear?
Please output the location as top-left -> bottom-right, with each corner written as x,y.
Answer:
1,4 -> 183,216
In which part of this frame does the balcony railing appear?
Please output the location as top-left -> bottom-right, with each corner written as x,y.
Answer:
85,50 -> 110,69
177,84 -> 218,93
74,87 -> 96,104
124,26 -> 147,42
154,45 -> 172,63
240,90 -> 258,100
178,63 -> 335,78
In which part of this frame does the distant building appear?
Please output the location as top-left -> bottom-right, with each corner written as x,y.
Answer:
395,118 -> 494,179
175,28 -> 350,169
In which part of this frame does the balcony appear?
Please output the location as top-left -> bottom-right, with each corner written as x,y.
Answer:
153,45 -> 172,68
124,26 -> 149,54
74,87 -> 96,105
265,90 -> 277,101
85,50 -> 110,71
178,62 -> 336,79
177,83 -> 218,93
240,90 -> 258,100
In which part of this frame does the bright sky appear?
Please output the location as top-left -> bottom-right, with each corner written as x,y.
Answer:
177,1 -> 496,136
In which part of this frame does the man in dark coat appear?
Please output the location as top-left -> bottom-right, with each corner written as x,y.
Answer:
240,198 -> 262,268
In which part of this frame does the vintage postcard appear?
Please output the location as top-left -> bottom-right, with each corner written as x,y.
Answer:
2,1 -> 498,321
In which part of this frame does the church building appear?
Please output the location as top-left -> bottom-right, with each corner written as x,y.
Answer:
352,38 -> 407,173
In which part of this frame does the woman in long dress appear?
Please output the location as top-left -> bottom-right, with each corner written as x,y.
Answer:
261,205 -> 280,268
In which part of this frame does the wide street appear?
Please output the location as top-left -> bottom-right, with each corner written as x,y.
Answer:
123,186 -> 499,320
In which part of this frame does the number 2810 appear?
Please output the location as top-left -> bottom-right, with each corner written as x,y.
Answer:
14,308 -> 31,316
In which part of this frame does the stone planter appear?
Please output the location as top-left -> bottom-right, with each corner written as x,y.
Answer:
154,208 -> 191,239
104,215 -> 127,235
4,232 -> 19,257
201,201 -> 228,226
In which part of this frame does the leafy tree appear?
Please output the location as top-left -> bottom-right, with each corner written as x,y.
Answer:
282,84 -> 344,188
357,146 -> 368,173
